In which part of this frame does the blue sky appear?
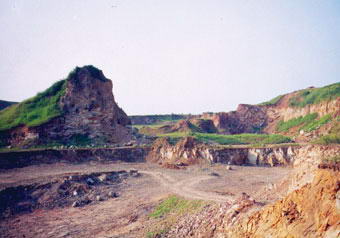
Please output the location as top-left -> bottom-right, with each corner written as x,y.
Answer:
0,0 -> 339,115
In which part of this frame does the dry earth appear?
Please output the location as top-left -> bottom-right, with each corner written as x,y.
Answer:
0,162 -> 291,238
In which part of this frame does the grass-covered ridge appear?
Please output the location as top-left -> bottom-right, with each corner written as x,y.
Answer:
158,132 -> 292,145
0,80 -> 67,131
0,65 -> 106,131
258,95 -> 283,106
289,82 -> 340,107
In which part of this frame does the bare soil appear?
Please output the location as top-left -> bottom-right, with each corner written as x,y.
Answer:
0,162 -> 291,238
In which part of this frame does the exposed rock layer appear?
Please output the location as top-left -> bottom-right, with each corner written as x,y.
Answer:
2,66 -> 132,146
146,137 -> 340,167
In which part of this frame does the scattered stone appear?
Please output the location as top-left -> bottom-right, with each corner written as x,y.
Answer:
129,169 -> 140,177
86,178 -> 95,185
108,191 -> 118,198
73,190 -> 78,196
226,165 -> 232,170
96,195 -> 103,201
98,174 -> 108,182
209,172 -> 220,177
72,201 -> 80,207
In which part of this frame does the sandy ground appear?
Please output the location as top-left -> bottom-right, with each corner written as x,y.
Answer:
0,162 -> 291,238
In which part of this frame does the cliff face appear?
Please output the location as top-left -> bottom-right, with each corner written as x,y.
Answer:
201,104 -> 267,134
2,66 -> 132,146
147,136 -> 340,168
226,167 -> 340,238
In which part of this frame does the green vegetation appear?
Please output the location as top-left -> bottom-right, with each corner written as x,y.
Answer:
149,195 -> 204,218
0,65 -> 107,132
276,113 -> 318,132
67,65 -> 107,82
300,114 -> 332,132
133,124 -> 165,130
0,80 -> 67,131
158,132 -> 292,145
258,95 -> 283,106
289,83 -> 340,107
313,118 -> 340,145
146,195 -> 205,237
130,114 -> 188,124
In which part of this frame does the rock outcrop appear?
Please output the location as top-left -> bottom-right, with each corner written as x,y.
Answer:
225,167 -> 340,238
201,104 -> 267,134
1,66 -> 132,147
161,165 -> 340,238
147,138 -> 340,168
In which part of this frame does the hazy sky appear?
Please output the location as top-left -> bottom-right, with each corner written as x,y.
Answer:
1,0 -> 339,115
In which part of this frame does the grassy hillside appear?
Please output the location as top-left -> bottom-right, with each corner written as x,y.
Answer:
0,80 -> 67,131
0,65 -> 106,132
277,113 -> 333,133
289,82 -> 340,107
258,95 -> 283,106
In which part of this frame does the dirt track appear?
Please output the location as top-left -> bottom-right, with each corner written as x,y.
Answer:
141,171 -> 233,203
0,162 -> 291,237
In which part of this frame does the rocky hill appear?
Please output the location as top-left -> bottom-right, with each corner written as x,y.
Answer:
0,65 -> 132,147
139,82 -> 339,143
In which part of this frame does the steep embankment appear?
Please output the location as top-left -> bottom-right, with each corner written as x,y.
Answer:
226,166 -> 340,238
0,65 -> 132,147
263,83 -> 340,142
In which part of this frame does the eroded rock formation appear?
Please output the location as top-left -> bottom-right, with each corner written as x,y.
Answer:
147,137 -> 340,168
2,66 -> 132,146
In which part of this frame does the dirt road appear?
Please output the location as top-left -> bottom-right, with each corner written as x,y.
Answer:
141,171 -> 234,203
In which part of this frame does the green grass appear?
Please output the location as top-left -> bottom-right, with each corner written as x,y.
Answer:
149,195 -> 204,218
0,65 -> 107,132
313,119 -> 340,145
133,124 -> 165,130
258,95 -> 283,106
158,132 -> 291,145
300,114 -> 332,132
289,82 -> 340,107
130,114 -> 187,123
147,195 -> 205,237
276,113 -> 318,132
0,80 -> 67,131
